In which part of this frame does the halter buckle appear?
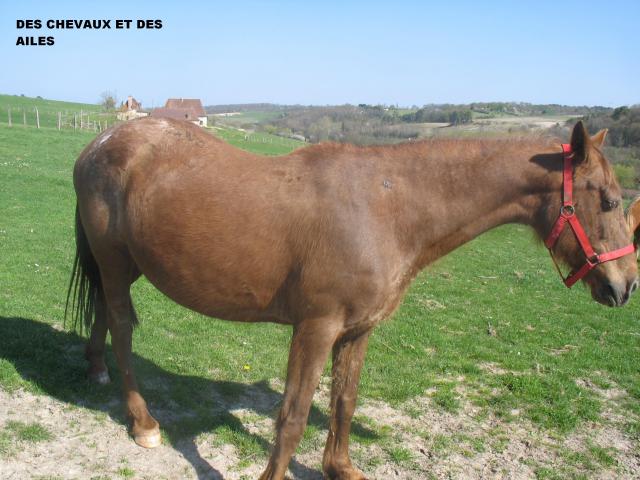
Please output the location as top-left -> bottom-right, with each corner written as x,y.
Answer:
560,204 -> 575,217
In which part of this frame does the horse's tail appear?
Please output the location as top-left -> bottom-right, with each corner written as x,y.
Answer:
65,205 -> 102,334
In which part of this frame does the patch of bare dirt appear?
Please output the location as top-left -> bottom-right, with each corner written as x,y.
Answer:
1,379 -> 639,479
477,362 -> 509,375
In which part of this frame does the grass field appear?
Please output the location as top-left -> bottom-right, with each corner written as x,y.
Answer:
0,94 -> 117,130
211,110 -> 284,127
1,118 -> 640,478
210,125 -> 305,155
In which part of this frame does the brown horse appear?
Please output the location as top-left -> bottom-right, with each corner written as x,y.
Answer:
67,118 -> 637,480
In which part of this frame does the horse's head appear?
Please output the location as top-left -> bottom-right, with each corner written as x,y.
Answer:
540,121 -> 638,306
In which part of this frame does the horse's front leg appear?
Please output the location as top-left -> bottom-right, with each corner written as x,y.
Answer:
322,331 -> 371,480
259,317 -> 341,480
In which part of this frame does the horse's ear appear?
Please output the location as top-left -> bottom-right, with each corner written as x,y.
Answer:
626,196 -> 640,249
591,129 -> 608,148
570,120 -> 590,161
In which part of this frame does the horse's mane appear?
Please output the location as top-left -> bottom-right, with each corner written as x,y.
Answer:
291,134 -> 562,159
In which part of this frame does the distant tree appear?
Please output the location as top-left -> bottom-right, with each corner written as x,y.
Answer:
612,106 -> 629,120
100,91 -> 117,111
449,109 -> 472,125
583,106 -> 640,148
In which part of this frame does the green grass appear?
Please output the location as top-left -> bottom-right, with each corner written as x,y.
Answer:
0,94 -> 116,130
386,445 -> 414,464
1,117 -> 639,474
431,384 -> 461,413
613,164 -> 637,189
209,126 -> 304,155
212,110 -> 283,126
587,442 -> 617,467
117,466 -> 135,478
0,430 -> 12,456
0,420 -> 52,457
0,93 -> 104,113
5,421 -> 52,442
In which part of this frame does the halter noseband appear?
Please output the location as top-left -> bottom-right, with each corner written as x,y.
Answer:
544,144 -> 635,288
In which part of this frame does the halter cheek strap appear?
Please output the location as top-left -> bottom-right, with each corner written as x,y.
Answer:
544,144 -> 635,288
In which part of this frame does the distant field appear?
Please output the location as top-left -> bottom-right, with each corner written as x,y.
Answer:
0,94 -> 104,113
380,115 -> 576,139
473,115 -> 576,129
1,118 -> 640,478
209,125 -> 305,155
425,115 -> 575,137
211,110 -> 283,126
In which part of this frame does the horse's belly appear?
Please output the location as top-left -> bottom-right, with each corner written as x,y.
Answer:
134,244 -> 293,323
124,197 -> 295,323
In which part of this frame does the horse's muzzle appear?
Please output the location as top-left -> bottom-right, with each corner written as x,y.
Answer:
595,277 -> 639,307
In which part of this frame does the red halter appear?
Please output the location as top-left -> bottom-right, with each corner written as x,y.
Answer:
544,144 -> 635,287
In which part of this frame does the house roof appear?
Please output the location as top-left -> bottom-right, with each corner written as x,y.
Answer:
151,107 -> 201,121
120,96 -> 142,112
164,98 -> 206,117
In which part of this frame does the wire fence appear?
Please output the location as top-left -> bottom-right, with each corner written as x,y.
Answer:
0,105 -> 119,132
1,106 -> 306,151
243,134 -> 305,147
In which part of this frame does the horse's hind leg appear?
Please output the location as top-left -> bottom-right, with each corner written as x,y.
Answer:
98,251 -> 160,448
322,331 -> 370,480
84,292 -> 110,384
85,268 -> 141,385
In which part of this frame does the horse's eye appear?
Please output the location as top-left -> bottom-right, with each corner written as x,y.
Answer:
603,199 -> 619,211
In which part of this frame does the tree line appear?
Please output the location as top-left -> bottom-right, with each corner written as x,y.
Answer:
582,106 -> 640,148
400,107 -> 472,125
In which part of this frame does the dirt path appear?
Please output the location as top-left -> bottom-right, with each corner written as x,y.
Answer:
1,380 -> 638,479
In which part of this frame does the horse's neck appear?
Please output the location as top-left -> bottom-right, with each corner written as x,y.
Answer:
388,140 -> 558,269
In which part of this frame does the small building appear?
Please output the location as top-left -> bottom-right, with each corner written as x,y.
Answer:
117,95 -> 149,121
123,95 -> 142,111
151,98 -> 208,127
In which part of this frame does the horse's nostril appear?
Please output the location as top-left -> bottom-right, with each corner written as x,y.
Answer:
630,279 -> 639,294
604,282 -> 617,300
599,282 -> 621,306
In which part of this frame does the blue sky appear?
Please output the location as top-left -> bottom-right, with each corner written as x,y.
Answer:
1,0 -> 638,107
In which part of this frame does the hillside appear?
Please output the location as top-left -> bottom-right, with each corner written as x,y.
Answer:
208,102 -> 613,146
0,94 -> 115,130
0,94 -> 104,112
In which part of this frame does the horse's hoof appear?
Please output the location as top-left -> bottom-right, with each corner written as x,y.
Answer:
324,466 -> 368,480
134,430 -> 162,449
88,370 -> 110,385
